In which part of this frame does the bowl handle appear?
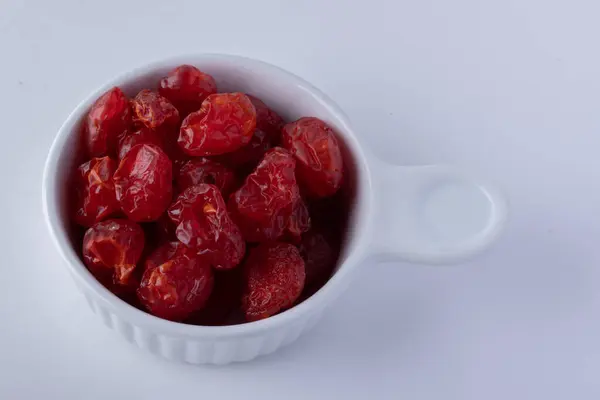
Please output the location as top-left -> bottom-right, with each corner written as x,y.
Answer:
368,160 -> 508,264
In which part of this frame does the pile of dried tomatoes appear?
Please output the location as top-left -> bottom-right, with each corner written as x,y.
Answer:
71,65 -> 347,324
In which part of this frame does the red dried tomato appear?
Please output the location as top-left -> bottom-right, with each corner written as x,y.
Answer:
138,241 -> 213,321
241,243 -> 305,321
82,219 -> 145,289
113,144 -> 173,222
168,184 -> 245,270
117,127 -> 164,160
247,95 -> 285,140
84,87 -> 131,157
178,93 -> 256,156
131,90 -> 179,130
73,76 -> 352,323
175,158 -> 237,198
72,157 -> 119,227
158,65 -> 217,116
228,147 -> 300,242
282,117 -> 343,198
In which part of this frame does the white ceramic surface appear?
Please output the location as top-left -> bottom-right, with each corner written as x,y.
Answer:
42,54 -> 507,365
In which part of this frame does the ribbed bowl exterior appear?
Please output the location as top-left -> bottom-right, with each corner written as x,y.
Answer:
80,287 -> 322,365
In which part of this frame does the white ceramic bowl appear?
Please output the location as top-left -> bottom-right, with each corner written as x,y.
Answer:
42,54 -> 508,365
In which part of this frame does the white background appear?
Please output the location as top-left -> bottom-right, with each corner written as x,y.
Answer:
2,0 -> 600,398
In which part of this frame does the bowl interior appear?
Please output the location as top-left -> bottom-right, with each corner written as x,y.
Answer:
45,55 -> 372,327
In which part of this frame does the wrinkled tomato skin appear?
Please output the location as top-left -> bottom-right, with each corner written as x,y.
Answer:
138,241 -> 213,321
117,127 -> 164,160
85,87 -> 131,157
142,241 -> 177,273
178,93 -> 256,156
241,243 -> 305,321
158,65 -> 217,116
113,144 -> 173,222
219,128 -> 272,169
175,158 -> 237,198
246,95 -> 285,140
82,219 -> 145,291
132,90 -> 179,130
228,147 -> 301,242
73,157 -> 120,227
168,184 -> 245,270
284,198 -> 311,243
282,117 -> 343,198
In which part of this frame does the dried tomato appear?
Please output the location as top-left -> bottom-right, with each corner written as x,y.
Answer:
241,243 -> 305,321
282,117 -> 343,197
142,241 -> 178,272
84,87 -> 131,157
117,127 -> 164,160
228,147 -> 300,242
73,76 -> 352,323
82,219 -> 145,290
113,144 -> 173,222
175,158 -> 237,198
247,95 -> 285,140
131,89 -> 179,130
138,241 -> 213,321
158,65 -> 217,116
167,184 -> 245,270
72,157 -> 119,227
178,93 -> 256,156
